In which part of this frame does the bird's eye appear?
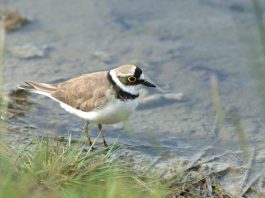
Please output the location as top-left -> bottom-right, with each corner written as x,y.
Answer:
127,76 -> 137,83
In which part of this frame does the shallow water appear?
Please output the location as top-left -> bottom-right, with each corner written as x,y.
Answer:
2,0 -> 265,195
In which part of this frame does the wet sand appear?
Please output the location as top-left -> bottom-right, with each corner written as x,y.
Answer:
2,0 -> 265,195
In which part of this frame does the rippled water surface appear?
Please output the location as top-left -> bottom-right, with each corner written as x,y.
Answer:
2,0 -> 265,195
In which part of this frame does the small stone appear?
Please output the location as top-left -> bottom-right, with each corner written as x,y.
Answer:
163,92 -> 184,101
140,92 -> 184,104
140,94 -> 162,104
9,44 -> 49,59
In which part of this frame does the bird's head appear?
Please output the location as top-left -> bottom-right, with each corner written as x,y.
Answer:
109,64 -> 156,95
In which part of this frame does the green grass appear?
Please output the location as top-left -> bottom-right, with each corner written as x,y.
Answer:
0,136 -> 236,198
0,137 -> 168,198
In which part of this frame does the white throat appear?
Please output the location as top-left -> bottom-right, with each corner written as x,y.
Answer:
109,70 -> 139,95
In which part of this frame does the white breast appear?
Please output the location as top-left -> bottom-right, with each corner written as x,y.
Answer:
59,98 -> 139,124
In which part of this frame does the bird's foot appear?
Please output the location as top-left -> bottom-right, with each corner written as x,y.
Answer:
103,140 -> 108,147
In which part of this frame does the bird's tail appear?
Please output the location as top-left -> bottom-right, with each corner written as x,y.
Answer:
18,81 -> 57,95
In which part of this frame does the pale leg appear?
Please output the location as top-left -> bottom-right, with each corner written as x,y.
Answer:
98,124 -> 108,147
83,121 -> 92,146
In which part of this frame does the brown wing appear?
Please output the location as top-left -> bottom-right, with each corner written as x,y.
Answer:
51,71 -> 112,112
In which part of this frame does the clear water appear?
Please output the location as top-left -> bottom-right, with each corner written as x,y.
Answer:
3,0 -> 265,195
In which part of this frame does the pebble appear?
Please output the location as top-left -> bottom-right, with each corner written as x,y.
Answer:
140,92 -> 184,104
9,44 -> 49,59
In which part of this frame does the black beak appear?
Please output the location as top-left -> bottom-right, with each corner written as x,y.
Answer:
140,80 -> 156,88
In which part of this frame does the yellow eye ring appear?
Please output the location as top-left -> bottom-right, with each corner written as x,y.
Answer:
128,76 -> 137,83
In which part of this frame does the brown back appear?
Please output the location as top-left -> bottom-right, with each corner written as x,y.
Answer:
50,71 -> 112,112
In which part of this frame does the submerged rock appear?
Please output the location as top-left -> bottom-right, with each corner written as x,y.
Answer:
9,44 -> 49,59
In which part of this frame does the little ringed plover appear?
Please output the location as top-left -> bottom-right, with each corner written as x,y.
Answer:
18,64 -> 156,147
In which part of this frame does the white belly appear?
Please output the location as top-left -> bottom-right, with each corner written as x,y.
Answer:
32,89 -> 139,124
59,98 -> 139,124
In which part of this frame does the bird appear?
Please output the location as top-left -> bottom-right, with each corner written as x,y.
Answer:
18,64 -> 156,147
